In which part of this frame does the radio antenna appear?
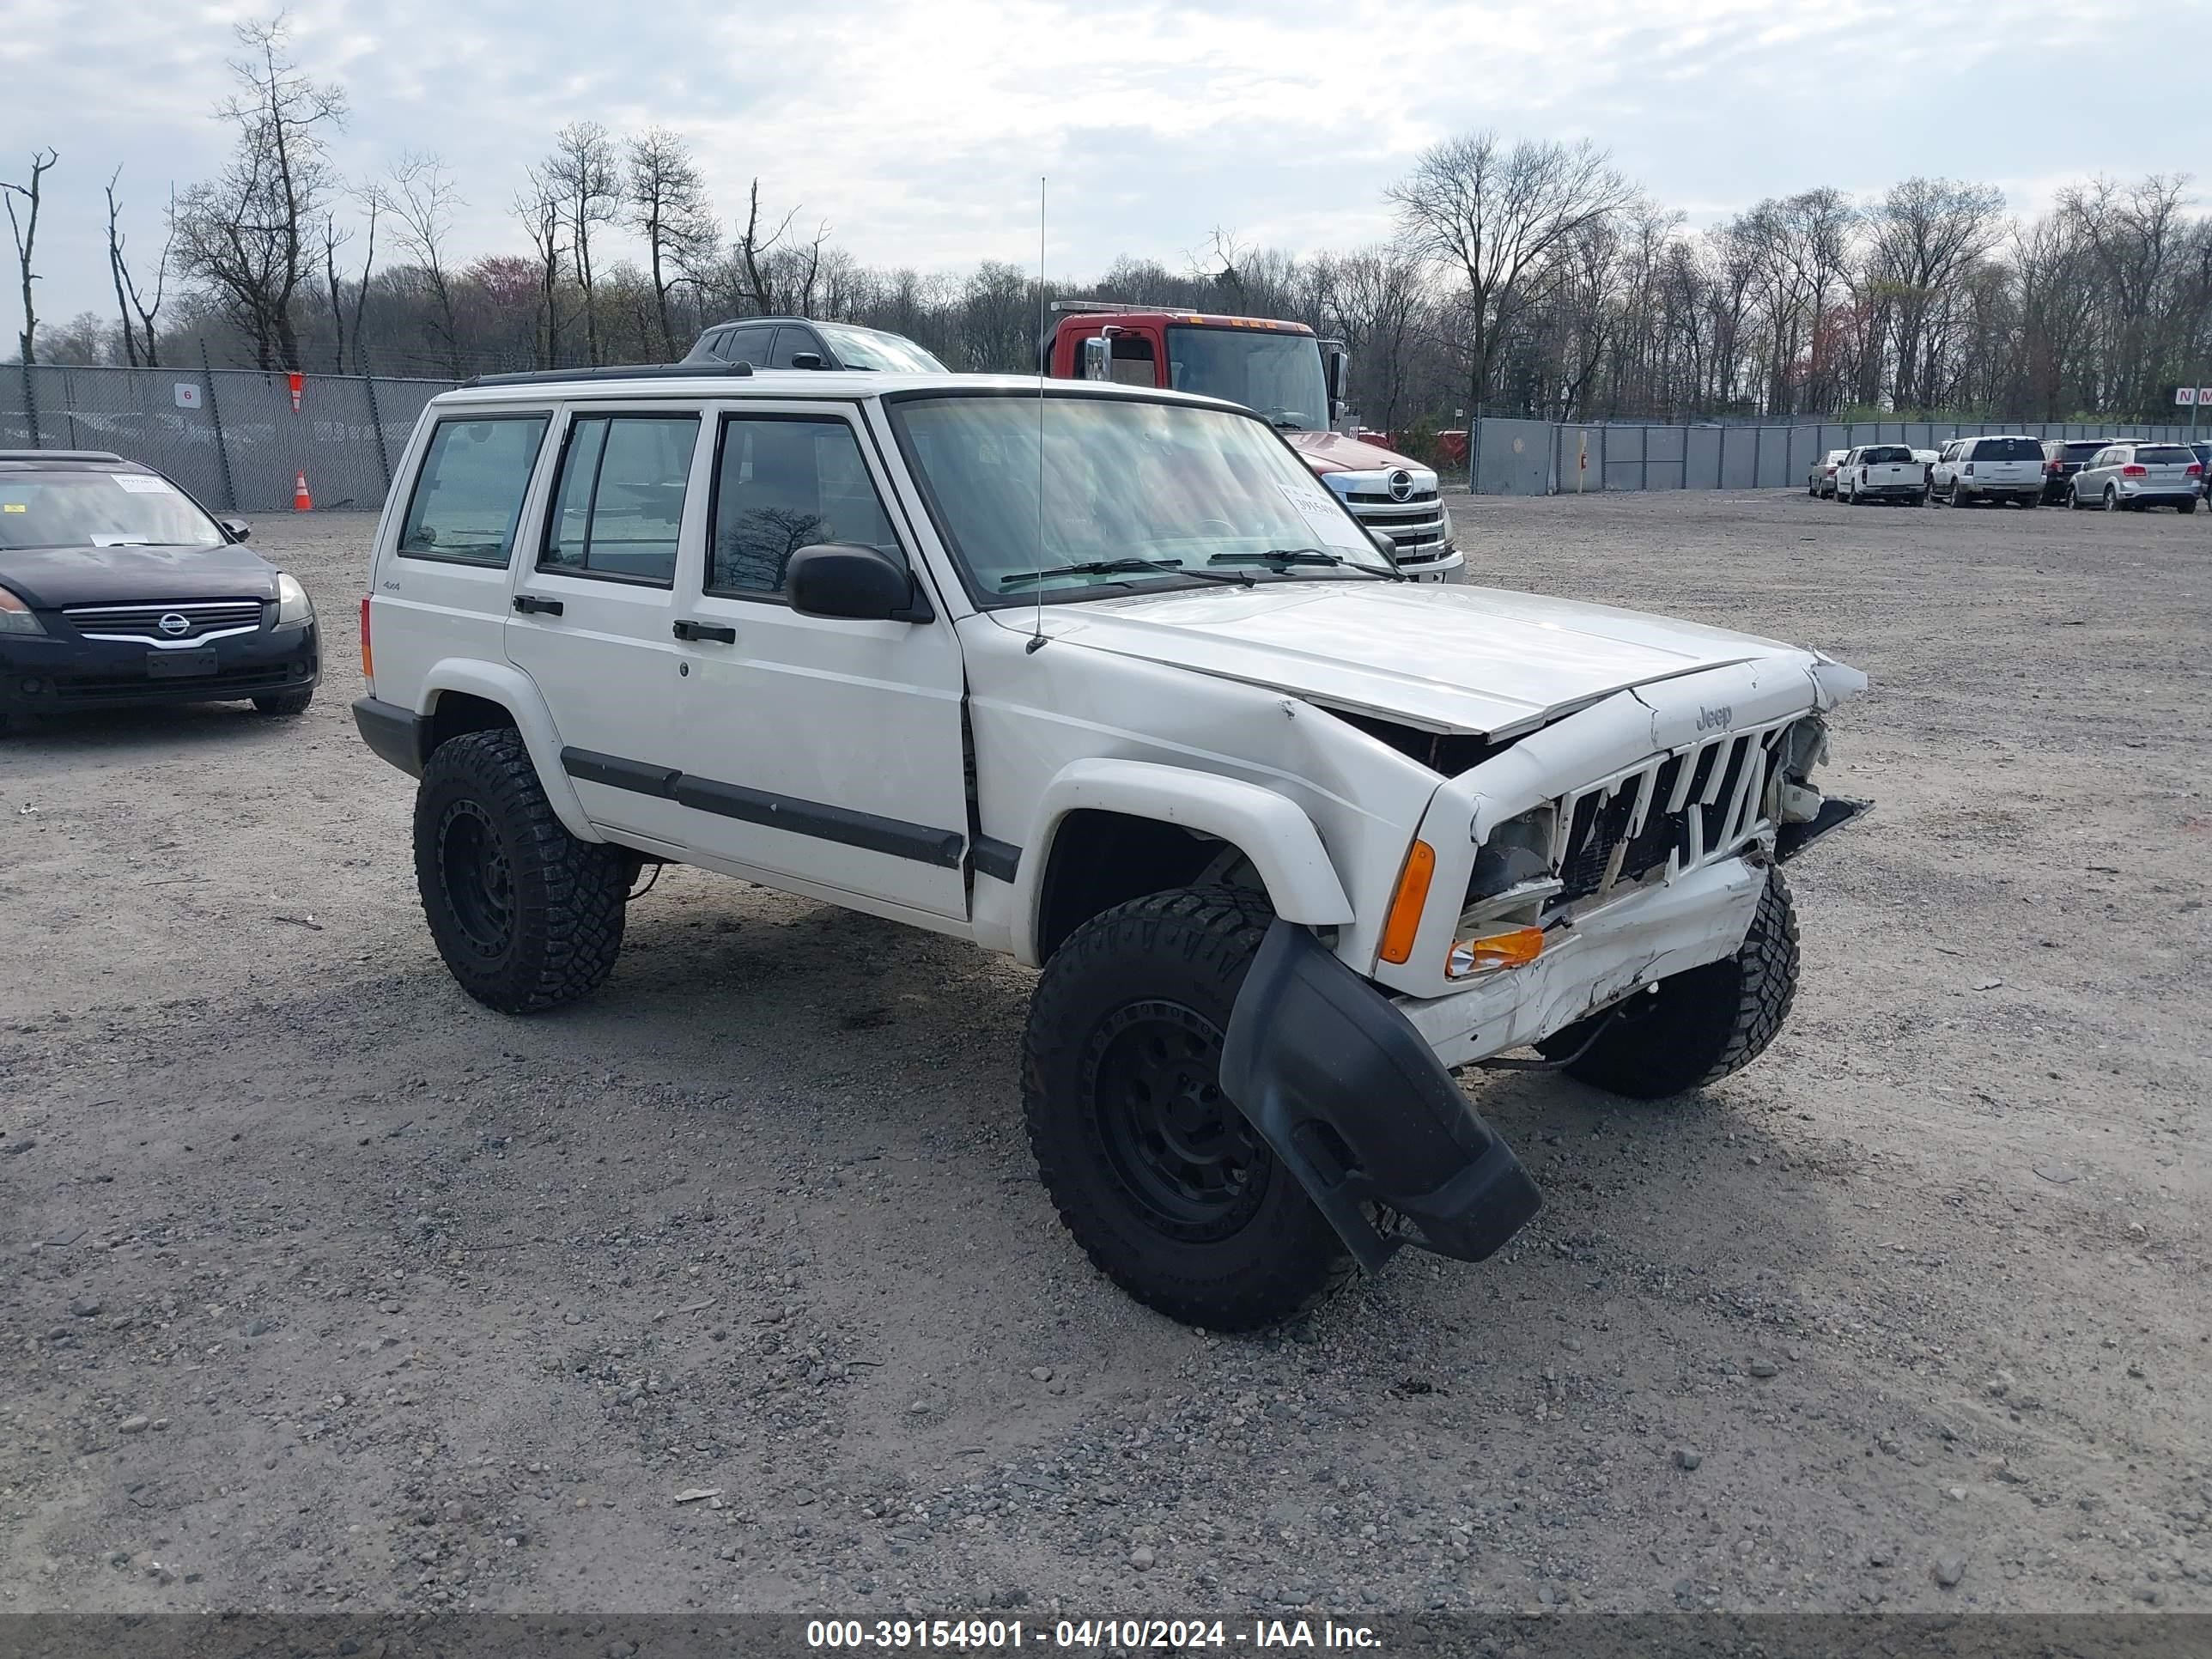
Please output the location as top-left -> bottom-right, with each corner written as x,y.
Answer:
1027,174 -> 1048,654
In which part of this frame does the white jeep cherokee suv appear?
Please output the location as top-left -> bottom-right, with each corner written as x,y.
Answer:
354,365 -> 1869,1329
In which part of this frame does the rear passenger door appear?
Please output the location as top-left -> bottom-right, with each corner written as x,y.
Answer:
506,404 -> 707,848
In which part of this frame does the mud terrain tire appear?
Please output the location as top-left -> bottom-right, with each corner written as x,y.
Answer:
1023,886 -> 1350,1329
414,728 -> 628,1014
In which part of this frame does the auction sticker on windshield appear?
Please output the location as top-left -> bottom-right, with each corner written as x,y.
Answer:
112,474 -> 175,494
1274,481 -> 1367,550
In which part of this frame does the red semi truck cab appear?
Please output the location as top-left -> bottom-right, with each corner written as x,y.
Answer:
1045,303 -> 1463,581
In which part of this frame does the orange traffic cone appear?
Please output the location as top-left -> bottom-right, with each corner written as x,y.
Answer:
293,471 -> 313,512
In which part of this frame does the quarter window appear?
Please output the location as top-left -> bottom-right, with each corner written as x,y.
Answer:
707,416 -> 902,599
541,413 -> 699,586
398,415 -> 549,565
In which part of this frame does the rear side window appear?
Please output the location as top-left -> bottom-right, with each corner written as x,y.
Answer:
398,415 -> 549,564
1972,437 -> 2043,461
707,416 -> 902,599
541,413 -> 700,586
717,325 -> 774,367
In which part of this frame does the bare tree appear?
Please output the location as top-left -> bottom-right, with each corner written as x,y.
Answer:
544,123 -> 619,365
383,152 -> 465,377
626,128 -> 717,356
513,167 -> 565,368
172,15 -> 347,368
346,186 -> 380,371
3,146 -> 58,364
733,178 -> 800,316
105,167 -> 173,368
318,213 -> 352,371
1389,131 -> 1636,440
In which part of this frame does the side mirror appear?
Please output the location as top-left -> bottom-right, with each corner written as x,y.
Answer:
790,351 -> 826,370
1080,336 -> 1111,382
1367,527 -> 1402,565
219,517 -> 252,543
787,543 -> 934,624
1321,340 -> 1350,424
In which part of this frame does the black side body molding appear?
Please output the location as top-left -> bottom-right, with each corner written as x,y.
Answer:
352,696 -> 430,778
559,747 -> 966,869
970,836 -> 1021,883
562,746 -> 679,797
1220,921 -> 1541,1273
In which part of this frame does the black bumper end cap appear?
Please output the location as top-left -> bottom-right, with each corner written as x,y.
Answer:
1221,920 -> 1540,1275
352,695 -> 428,778
1775,796 -> 1870,863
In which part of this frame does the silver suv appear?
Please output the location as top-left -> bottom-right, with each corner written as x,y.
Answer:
2068,441 -> 2203,514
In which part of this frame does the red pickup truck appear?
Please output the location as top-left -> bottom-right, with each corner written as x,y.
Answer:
1045,303 -> 1463,582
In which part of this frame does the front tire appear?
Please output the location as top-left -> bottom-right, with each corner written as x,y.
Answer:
252,687 -> 313,717
2105,485 -> 2118,512
1540,869 -> 1801,1099
1023,887 -> 1349,1330
413,728 -> 629,1014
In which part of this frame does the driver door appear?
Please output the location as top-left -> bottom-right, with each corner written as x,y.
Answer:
664,402 -> 971,921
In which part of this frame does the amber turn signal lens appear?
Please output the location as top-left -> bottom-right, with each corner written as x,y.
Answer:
1378,839 -> 1437,964
359,595 -> 374,682
1447,925 -> 1546,978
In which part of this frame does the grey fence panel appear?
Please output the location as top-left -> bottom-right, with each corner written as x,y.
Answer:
368,379 -> 448,487
209,370 -> 391,514
1676,426 -> 1715,490
1718,426 -> 1760,489
1474,417 -> 1553,495
40,365 -> 232,508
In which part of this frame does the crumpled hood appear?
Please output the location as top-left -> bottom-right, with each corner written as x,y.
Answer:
0,541 -> 278,609
1010,580 -> 1818,737
1282,430 -> 1425,475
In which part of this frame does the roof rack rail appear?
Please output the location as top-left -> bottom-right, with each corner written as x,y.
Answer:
463,362 -> 754,389
0,449 -> 127,463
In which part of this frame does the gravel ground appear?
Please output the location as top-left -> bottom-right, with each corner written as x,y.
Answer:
3,489 -> 2206,1620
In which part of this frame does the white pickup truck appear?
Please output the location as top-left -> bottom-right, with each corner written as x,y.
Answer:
352,366 -> 1869,1329
1835,444 -> 1927,505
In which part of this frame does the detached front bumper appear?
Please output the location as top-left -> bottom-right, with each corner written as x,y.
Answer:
0,623 -> 319,715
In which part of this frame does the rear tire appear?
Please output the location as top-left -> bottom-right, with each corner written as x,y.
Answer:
2105,485 -> 2118,512
1540,870 -> 1800,1100
252,687 -> 313,717
413,728 -> 629,1014
2179,498 -> 2197,515
1023,886 -> 1350,1330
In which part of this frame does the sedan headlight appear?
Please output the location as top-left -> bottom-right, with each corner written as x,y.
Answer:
0,583 -> 45,635
273,572 -> 314,629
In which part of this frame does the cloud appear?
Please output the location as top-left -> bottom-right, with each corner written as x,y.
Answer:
4,0 -> 2199,337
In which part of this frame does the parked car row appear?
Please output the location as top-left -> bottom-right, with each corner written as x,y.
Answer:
1808,434 -> 2206,512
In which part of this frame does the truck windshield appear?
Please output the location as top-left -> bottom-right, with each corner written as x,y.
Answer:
0,469 -> 224,550
889,392 -> 1395,604
1165,327 -> 1328,432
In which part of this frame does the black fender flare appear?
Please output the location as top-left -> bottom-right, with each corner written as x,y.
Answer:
1220,921 -> 1540,1273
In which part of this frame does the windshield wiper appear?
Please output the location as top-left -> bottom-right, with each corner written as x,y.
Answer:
1208,547 -> 1404,581
999,557 -> 1253,590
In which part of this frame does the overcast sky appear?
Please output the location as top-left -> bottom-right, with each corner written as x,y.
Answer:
5,0 -> 2203,332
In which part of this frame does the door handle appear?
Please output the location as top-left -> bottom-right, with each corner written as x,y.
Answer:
513,594 -> 564,617
672,619 -> 737,643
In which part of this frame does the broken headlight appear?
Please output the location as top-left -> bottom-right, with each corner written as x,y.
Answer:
1468,806 -> 1555,900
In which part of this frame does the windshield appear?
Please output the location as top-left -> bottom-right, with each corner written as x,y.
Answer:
1165,326 -> 1328,431
0,468 -> 223,550
817,324 -> 945,374
889,392 -> 1395,604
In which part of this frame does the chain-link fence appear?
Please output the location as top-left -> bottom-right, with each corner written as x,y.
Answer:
2,362 -> 459,514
